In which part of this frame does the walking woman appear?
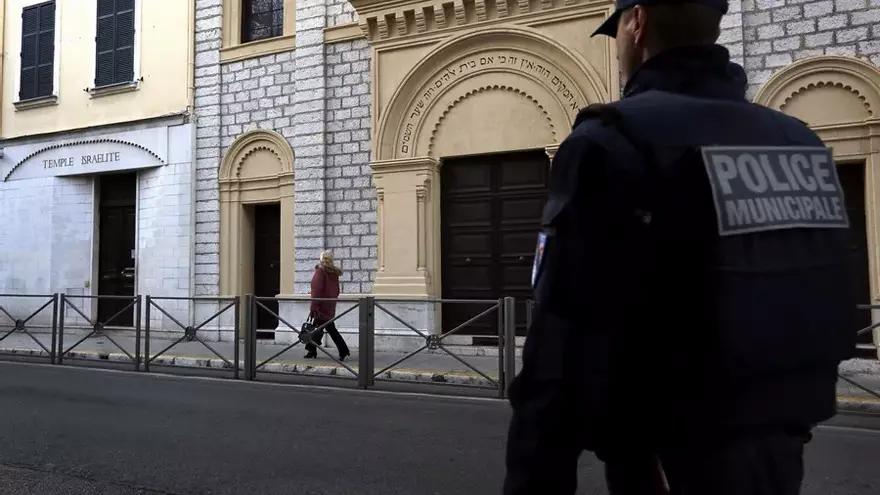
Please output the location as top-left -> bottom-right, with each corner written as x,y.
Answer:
305,251 -> 351,361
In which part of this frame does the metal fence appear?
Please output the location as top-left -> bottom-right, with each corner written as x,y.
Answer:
144,296 -> 240,377
362,298 -> 513,397
58,294 -> 141,370
244,295 -> 362,383
2,292 -> 879,402
0,294 -> 58,363
839,304 -> 880,402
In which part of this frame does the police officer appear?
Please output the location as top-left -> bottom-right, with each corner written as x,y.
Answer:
504,0 -> 857,494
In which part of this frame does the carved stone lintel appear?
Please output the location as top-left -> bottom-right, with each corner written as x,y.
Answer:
497,0 -> 510,17
475,0 -> 488,21
358,18 -> 371,40
454,0 -> 466,26
415,8 -> 427,33
378,16 -> 391,39
416,179 -> 431,202
434,4 -> 447,29
397,13 -> 408,36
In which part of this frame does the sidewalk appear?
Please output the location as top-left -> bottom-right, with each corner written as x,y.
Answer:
0,332 -> 520,387
838,358 -> 880,413
2,331 -> 879,410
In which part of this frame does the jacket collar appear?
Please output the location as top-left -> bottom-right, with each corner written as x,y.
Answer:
622,44 -> 748,101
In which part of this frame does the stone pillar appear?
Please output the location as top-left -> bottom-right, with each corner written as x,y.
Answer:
371,157 -> 441,297
193,0 -> 223,296
292,0 -> 329,295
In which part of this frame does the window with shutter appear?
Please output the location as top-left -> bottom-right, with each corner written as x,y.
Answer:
95,0 -> 135,87
19,1 -> 55,101
241,0 -> 284,43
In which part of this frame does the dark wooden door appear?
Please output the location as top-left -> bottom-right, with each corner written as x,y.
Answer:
254,204 -> 281,330
441,151 -> 549,336
838,164 -> 872,355
97,173 -> 137,326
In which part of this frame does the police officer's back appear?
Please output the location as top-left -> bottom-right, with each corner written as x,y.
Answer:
504,1 -> 856,494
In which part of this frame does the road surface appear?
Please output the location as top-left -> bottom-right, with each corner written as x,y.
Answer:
0,361 -> 878,494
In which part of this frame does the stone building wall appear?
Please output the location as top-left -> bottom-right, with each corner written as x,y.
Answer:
324,38 -> 376,294
193,0 -> 224,296
735,0 -> 880,96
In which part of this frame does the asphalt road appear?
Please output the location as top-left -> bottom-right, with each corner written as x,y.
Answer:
0,362 -> 878,494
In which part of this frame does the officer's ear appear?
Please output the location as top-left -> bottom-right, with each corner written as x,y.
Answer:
628,6 -> 649,49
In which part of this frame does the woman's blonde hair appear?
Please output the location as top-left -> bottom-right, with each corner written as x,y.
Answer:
319,250 -> 342,274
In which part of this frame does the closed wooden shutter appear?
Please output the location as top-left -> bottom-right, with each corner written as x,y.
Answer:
19,1 -> 55,101
95,0 -> 135,87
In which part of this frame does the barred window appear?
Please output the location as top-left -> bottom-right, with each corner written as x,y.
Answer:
241,0 -> 284,43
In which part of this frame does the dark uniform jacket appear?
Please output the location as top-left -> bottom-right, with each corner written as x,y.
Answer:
512,45 -> 856,455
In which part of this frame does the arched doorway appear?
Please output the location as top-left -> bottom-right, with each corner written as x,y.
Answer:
370,27 -> 610,301
219,130 -> 295,331
755,56 -> 880,355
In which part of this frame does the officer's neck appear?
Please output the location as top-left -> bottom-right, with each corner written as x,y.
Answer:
622,44 -> 744,100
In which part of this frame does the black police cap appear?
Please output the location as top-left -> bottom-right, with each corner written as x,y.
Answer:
592,0 -> 729,38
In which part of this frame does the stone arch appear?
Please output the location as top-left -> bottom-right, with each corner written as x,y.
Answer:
219,130 -> 295,300
219,129 -> 294,181
375,26 -> 609,161
754,56 -> 880,127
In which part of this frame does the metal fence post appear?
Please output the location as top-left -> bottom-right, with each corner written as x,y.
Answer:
57,295 -> 66,365
503,297 -> 517,398
358,297 -> 375,389
134,296 -> 142,372
243,294 -> 255,380
497,299 -> 505,399
144,296 -> 151,373
50,294 -> 59,365
525,300 -> 534,335
233,296 -> 241,380
250,295 -> 258,380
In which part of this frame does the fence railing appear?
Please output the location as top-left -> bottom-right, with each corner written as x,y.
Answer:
245,295 -> 361,382
0,294 -> 58,363
58,294 -> 141,370
839,304 -> 880,402
365,298 -> 510,397
2,293 -> 879,401
144,296 -> 240,378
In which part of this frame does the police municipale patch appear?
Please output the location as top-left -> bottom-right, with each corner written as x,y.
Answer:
702,146 -> 850,236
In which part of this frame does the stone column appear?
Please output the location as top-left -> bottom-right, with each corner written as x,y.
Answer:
292,0 -> 329,295
371,157 -> 441,297
193,0 -> 223,296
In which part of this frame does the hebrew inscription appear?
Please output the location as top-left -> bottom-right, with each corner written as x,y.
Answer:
399,52 -> 582,155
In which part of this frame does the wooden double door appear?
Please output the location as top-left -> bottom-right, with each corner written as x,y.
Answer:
441,151 -> 549,336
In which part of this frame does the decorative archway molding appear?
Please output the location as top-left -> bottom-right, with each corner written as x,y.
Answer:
757,56 -> 880,352
375,26 -> 608,161
219,130 -> 295,300
370,26 -> 608,297
754,56 -> 880,127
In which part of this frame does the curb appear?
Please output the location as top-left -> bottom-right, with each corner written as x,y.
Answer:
0,347 -> 499,387
8,347 -> 876,402
837,395 -> 880,414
